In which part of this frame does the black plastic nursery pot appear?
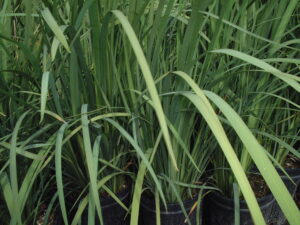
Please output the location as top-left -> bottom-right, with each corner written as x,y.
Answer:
203,191 -> 275,225
81,186 -> 131,225
276,167 -> 300,195
140,193 -> 203,225
271,167 -> 300,225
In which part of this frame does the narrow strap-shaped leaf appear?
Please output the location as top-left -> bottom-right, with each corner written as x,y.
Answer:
10,111 -> 29,225
71,172 -> 124,225
212,49 -> 300,92
88,135 -> 101,225
103,118 -> 166,207
81,104 -> 103,225
51,25 -> 68,61
162,175 -> 192,225
199,11 -> 298,52
270,0 -> 299,53
0,172 -> 14,220
233,183 -> 240,225
130,150 -> 149,225
172,71 -> 266,225
102,185 -> 129,211
41,8 -> 71,52
111,10 -> 178,171
0,142 -> 42,160
74,0 -> 95,29
40,71 -> 50,122
155,189 -> 161,225
19,149 -> 50,212
55,123 -> 69,225
205,90 -> 300,225
132,90 -> 200,172
42,192 -> 58,225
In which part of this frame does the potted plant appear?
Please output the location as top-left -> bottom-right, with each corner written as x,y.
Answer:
262,90 -> 300,225
1,0 -> 300,225
0,110 -> 59,225
52,106 -> 132,225
96,1 -> 299,224
0,3 -> 58,221
201,0 -> 300,223
38,2 -> 138,223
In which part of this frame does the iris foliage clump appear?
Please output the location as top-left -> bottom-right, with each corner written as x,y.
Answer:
0,0 -> 299,225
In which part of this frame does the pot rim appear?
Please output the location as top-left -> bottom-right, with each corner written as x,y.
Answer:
100,184 -> 131,208
140,192 -> 201,214
207,191 -> 275,211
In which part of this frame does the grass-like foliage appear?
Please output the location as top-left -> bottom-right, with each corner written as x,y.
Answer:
0,0 -> 299,225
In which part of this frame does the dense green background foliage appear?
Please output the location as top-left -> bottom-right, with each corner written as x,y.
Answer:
0,0 -> 299,224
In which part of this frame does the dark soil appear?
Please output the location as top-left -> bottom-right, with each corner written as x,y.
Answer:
36,204 -> 55,225
248,173 -> 270,198
284,154 -> 300,169
248,154 -> 300,199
